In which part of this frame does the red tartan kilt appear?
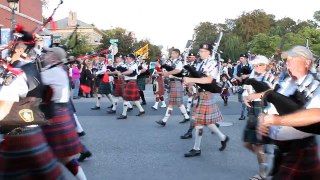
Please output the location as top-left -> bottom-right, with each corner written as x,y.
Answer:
273,145 -> 320,180
168,80 -> 183,106
123,81 -> 140,101
41,106 -> 82,158
193,92 -> 223,126
114,78 -> 124,97
155,77 -> 165,96
0,127 -> 63,179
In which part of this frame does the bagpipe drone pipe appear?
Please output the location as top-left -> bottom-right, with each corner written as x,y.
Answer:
244,78 -> 320,134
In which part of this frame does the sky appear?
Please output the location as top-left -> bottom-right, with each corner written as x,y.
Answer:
44,0 -> 320,51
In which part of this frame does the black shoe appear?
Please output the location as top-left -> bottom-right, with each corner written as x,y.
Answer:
117,115 -> 127,119
78,151 -> 92,162
107,110 -> 116,114
179,118 -> 190,124
136,111 -> 145,116
127,107 -> 133,112
187,111 -> 190,115
78,131 -> 86,137
155,120 -> 166,126
108,105 -> 113,109
224,102 -> 228,106
238,116 -> 246,120
219,136 -> 229,151
141,102 -> 146,105
91,106 -> 100,110
180,133 -> 192,139
184,149 -> 201,157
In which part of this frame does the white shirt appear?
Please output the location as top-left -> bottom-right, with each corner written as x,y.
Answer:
195,58 -> 219,80
0,72 -> 28,102
124,62 -> 138,81
41,67 -> 70,103
268,75 -> 320,140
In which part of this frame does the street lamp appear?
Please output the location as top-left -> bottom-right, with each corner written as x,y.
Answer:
7,0 -> 19,40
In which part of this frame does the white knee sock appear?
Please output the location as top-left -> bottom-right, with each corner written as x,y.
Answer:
127,102 -> 133,108
187,97 -> 193,112
73,113 -> 84,133
162,107 -> 173,122
208,124 -> 226,141
96,94 -> 101,107
179,105 -> 190,119
193,126 -> 204,150
153,102 -> 159,108
75,166 -> 87,180
134,101 -> 144,112
122,101 -> 129,116
107,94 -> 116,106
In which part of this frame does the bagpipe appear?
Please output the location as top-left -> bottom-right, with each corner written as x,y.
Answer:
244,75 -> 320,134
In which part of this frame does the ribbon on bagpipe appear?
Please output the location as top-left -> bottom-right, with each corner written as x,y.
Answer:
244,78 -> 320,134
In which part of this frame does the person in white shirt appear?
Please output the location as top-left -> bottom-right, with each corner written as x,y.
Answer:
116,53 -> 145,119
155,49 -> 190,126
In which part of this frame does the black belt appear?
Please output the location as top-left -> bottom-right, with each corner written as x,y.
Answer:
0,125 -> 38,135
275,136 -> 317,153
125,80 -> 136,83
54,103 -> 68,108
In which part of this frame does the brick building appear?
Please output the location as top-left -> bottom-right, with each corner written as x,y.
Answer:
0,0 -> 42,31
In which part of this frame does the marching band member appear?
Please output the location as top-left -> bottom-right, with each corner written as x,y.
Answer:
117,53 -> 145,119
155,49 -> 190,126
91,55 -> 116,111
137,58 -> 149,105
185,52 -> 198,114
41,47 -> 87,179
242,55 -> 270,179
151,60 -> 166,110
257,46 -> 320,179
0,42 -> 64,179
183,44 -> 229,157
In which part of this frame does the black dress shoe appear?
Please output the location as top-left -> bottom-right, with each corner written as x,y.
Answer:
78,151 -> 92,162
219,136 -> 229,151
179,118 -> 190,124
127,107 -> 133,112
107,110 -> 116,114
184,149 -> 201,157
155,120 -> 166,126
180,133 -> 192,139
78,131 -> 86,137
91,106 -> 100,110
136,111 -> 145,116
238,116 -> 246,120
187,111 -> 190,115
141,102 -> 146,105
117,115 -> 127,119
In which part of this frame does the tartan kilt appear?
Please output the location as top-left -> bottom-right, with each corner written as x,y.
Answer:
193,92 -> 223,126
114,78 -> 124,97
94,77 -> 102,89
154,76 -> 165,96
243,102 -> 263,144
41,106 -> 82,158
0,127 -> 63,180
272,145 -> 320,180
123,81 -> 140,101
137,77 -> 146,91
98,82 -> 112,95
168,80 -> 183,106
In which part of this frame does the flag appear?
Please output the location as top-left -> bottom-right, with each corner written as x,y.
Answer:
135,44 -> 149,58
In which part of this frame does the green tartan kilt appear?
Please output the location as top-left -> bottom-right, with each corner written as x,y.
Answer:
243,101 -> 263,144
137,77 -> 146,91
98,82 -> 112,95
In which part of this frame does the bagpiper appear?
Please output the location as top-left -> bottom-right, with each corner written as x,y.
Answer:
183,44 -> 229,157
155,49 -> 190,126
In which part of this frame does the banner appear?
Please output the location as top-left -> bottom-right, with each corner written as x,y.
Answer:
135,44 -> 148,59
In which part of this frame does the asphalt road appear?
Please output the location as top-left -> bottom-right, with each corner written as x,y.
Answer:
72,85 -> 260,180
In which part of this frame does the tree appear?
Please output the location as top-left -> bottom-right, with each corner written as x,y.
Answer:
234,9 -> 274,42
248,33 -> 281,57
269,17 -> 296,36
99,28 -> 136,55
192,22 -> 218,53
220,33 -> 245,61
313,11 -> 320,24
61,34 -> 94,57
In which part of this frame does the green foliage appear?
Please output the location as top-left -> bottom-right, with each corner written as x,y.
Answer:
61,33 -> 94,57
192,22 -> 218,53
248,33 -> 281,57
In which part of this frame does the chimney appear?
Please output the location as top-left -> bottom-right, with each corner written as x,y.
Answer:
68,11 -> 77,27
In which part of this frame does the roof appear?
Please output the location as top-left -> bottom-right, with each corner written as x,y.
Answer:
47,17 -> 95,29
